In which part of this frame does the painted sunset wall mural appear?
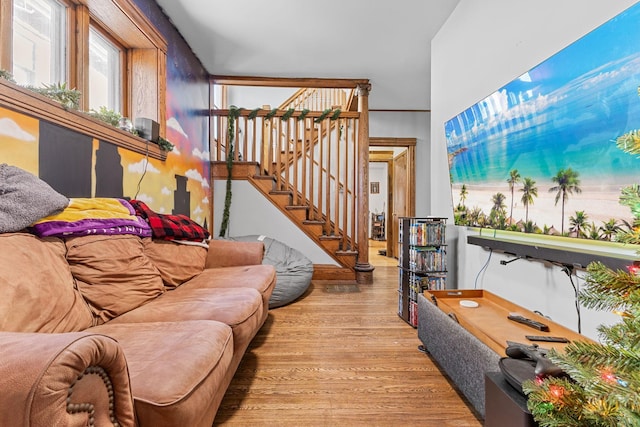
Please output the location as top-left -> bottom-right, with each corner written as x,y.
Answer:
446,2 -> 640,240
0,0 -> 211,229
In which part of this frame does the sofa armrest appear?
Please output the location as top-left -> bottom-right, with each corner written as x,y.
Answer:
0,332 -> 136,427
205,239 -> 265,268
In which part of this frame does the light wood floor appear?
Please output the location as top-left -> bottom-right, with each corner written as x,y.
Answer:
214,240 -> 482,426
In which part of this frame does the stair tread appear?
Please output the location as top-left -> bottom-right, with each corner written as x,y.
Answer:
252,174 -> 275,180
335,250 -> 358,256
319,235 -> 342,240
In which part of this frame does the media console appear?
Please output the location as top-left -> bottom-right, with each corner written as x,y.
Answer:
417,289 -> 590,418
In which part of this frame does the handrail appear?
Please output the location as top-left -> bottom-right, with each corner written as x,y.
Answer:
211,107 -> 360,252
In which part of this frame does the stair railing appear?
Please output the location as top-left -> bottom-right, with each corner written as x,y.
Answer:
211,108 -> 360,252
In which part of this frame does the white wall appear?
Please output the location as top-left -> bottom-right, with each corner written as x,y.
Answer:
370,111 -> 431,216
213,180 -> 337,264
431,0 -> 638,340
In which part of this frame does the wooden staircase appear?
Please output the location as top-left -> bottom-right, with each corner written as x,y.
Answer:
210,81 -> 373,283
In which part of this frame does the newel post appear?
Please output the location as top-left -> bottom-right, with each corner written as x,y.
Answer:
355,83 -> 374,284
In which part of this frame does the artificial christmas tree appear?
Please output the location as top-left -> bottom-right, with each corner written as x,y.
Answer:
523,109 -> 640,426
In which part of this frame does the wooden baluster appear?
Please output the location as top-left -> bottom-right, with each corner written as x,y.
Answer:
216,114 -> 222,161
242,116 -> 248,162
276,117 -> 283,189
334,117 -> 341,243
251,115 -> 257,165
300,115 -> 307,208
317,119 -> 324,229
325,118 -> 332,235
234,115 -> 240,161
285,117 -> 291,192
293,117 -> 300,205
309,119 -> 316,220
350,117 -> 357,250
342,118 -> 350,250
266,117 -> 274,176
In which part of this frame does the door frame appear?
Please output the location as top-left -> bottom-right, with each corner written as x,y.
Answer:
369,137 -> 416,257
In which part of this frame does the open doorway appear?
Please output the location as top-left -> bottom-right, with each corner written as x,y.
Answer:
369,138 -> 416,261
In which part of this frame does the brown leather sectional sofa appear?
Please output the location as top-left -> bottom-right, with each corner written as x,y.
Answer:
0,233 -> 276,427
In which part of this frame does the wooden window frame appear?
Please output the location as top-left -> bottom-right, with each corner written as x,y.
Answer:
88,20 -> 128,115
0,0 -> 168,156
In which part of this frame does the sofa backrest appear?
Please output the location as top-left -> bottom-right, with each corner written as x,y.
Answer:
0,231 -> 211,331
0,233 -> 94,332
65,234 -> 166,324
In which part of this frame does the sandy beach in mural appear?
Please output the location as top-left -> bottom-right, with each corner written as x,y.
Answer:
452,180 -> 636,231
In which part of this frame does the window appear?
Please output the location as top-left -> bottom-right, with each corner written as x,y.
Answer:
1,0 -> 168,155
88,26 -> 122,112
12,0 -> 66,86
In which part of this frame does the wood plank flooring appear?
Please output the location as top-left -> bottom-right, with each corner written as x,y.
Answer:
213,241 -> 482,426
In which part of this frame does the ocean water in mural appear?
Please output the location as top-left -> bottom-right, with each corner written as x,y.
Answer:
446,3 -> 640,233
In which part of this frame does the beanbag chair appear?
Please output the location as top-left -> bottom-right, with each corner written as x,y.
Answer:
227,235 -> 313,308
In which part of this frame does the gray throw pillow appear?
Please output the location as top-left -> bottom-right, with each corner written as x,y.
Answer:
0,164 -> 69,233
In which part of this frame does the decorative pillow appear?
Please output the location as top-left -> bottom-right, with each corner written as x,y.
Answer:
0,232 -> 93,332
65,234 -> 165,323
0,164 -> 69,233
143,239 -> 207,289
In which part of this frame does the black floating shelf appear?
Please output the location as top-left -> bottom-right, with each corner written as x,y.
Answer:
467,234 -> 639,271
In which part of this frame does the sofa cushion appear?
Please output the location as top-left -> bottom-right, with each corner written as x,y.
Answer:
0,232 -> 93,332
65,234 -> 165,323
183,265 -> 276,310
143,239 -> 207,289
110,286 -> 264,355
90,321 -> 233,427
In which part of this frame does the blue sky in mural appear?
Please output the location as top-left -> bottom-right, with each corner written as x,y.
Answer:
446,2 -> 640,185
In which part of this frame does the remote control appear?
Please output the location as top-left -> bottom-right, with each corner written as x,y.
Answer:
507,313 -> 550,331
526,335 -> 570,343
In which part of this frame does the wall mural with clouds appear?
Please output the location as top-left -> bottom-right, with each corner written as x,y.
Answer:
0,0 -> 211,229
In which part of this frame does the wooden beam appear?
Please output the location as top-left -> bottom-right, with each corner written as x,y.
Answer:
211,75 -> 370,89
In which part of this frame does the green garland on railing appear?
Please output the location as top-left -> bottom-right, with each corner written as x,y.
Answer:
248,107 -> 261,120
297,108 -> 310,121
314,108 -> 332,123
218,105 -> 241,237
281,108 -> 295,121
265,108 -> 278,119
217,105 -> 341,237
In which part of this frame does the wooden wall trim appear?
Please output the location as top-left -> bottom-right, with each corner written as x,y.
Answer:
370,137 -> 417,147
0,78 -> 166,160
211,75 -> 370,89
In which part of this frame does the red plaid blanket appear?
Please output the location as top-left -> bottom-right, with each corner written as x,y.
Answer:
130,200 -> 210,241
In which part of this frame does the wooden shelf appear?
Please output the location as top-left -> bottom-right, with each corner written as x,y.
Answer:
0,79 -> 166,161
424,289 -> 592,356
467,233 -> 639,271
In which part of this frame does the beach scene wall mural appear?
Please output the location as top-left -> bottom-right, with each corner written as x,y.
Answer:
446,2 -> 640,239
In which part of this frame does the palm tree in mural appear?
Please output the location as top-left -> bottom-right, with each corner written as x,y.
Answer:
459,184 -> 468,207
490,192 -> 507,226
520,177 -> 538,224
491,192 -> 507,213
507,169 -> 521,224
599,218 -> 622,241
549,167 -> 582,235
569,210 -> 589,238
588,221 -> 601,240
468,206 -> 482,226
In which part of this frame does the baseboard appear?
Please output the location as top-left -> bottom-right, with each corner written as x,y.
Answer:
312,264 -> 356,281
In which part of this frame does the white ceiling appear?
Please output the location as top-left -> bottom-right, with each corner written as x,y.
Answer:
154,0 -> 460,110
